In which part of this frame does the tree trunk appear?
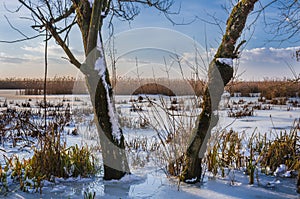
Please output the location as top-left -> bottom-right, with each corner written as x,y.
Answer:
80,36 -> 130,180
179,0 -> 258,183
85,70 -> 130,180
75,0 -> 130,180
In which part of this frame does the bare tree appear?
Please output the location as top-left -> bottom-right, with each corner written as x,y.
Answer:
168,0 -> 259,183
267,0 -> 300,43
10,0 -> 176,180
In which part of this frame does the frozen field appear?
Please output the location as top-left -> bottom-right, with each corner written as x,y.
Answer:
0,91 -> 299,198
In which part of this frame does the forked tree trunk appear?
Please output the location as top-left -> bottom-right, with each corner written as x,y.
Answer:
179,0 -> 258,183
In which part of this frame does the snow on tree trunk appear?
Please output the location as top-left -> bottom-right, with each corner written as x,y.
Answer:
75,0 -> 130,180
94,33 -> 122,143
81,32 -> 130,180
177,0 -> 259,183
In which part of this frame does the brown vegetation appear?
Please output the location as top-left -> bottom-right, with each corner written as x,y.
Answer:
0,77 -> 299,98
0,102 -> 97,193
114,77 -> 204,96
227,80 -> 300,99
0,77 -> 86,95
132,83 -> 176,96
206,125 -> 300,185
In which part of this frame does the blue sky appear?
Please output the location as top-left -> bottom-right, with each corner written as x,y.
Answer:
0,0 -> 299,80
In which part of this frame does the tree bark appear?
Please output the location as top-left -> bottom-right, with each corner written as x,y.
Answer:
81,36 -> 130,179
179,0 -> 258,183
74,0 -> 130,180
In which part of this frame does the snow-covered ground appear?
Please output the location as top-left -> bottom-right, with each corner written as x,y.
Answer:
0,91 -> 299,198
5,168 -> 299,199
219,97 -> 299,130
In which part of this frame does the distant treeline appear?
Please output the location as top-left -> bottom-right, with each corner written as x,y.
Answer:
0,77 -> 299,98
113,77 -> 204,96
0,77 -> 87,95
0,77 -> 204,96
226,80 -> 300,99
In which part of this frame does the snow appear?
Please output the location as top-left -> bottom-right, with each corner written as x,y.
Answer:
106,173 -> 144,183
216,97 -> 300,136
222,91 -> 231,98
5,169 -> 299,198
101,11 -> 107,17
186,177 -> 198,183
94,57 -> 106,76
94,33 -> 122,142
216,58 -> 233,67
0,92 -> 299,198
282,171 -> 292,178
88,0 -> 94,7
95,34 -> 106,77
274,164 -> 287,177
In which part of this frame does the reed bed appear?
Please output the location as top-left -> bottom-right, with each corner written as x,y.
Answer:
0,77 -> 299,98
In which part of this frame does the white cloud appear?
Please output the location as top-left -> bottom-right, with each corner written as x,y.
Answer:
237,46 -> 300,80
22,43 -> 63,57
240,46 -> 299,64
171,46 -> 300,80
0,52 -> 28,64
21,42 -> 85,63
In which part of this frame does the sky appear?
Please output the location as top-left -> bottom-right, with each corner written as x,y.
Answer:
0,0 -> 299,81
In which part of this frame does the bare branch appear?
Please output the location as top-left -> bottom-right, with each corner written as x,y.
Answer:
3,1 -> 23,13
58,19 -> 77,34
62,18 -> 77,43
15,0 -> 81,68
263,0 -> 300,43
119,0 -> 175,13
0,34 -> 44,43
110,1 -> 140,21
112,0 -> 189,26
4,15 -> 29,39
285,61 -> 300,82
